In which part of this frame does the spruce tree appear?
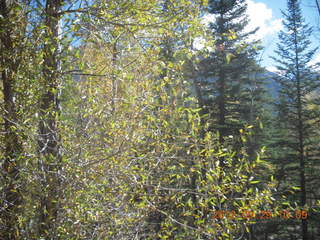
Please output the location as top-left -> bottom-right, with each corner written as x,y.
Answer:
194,2 -> 276,238
196,0 -> 269,166
199,0 -> 264,140
272,0 -> 319,239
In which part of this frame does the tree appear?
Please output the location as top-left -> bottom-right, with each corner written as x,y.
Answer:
0,1 -> 29,238
36,0 -> 65,237
272,0 -> 319,239
0,0 -> 287,239
198,0 -> 262,140
194,1 -> 279,238
54,1 -> 276,239
315,0 -> 320,16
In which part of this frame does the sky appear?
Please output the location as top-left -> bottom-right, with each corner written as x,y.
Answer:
247,0 -> 319,71
202,0 -> 320,71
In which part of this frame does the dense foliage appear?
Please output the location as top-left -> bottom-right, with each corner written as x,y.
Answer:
0,0 -> 319,239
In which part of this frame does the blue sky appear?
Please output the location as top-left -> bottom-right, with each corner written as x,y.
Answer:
246,0 -> 319,70
200,0 -> 319,71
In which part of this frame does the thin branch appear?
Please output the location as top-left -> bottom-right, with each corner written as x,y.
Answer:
61,70 -> 107,77
57,8 -> 89,16
316,0 -> 320,16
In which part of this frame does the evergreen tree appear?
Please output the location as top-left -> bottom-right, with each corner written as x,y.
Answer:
195,0 -> 271,175
271,0 -> 319,239
198,0 -> 265,144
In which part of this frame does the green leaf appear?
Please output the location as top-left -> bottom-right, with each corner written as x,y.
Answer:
250,180 -> 260,184
226,53 -> 235,64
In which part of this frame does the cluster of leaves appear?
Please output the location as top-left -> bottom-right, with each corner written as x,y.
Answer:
0,0 -> 278,239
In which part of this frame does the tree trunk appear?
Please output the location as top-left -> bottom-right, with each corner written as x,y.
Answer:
37,0 -> 63,238
294,15 -> 308,240
0,1 -> 24,239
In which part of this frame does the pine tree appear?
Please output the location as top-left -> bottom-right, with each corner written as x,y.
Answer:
272,0 -> 319,239
195,0 -> 270,173
198,0 -> 264,142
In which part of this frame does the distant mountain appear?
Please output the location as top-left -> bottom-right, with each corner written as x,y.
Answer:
256,70 -> 281,99
259,69 -> 320,99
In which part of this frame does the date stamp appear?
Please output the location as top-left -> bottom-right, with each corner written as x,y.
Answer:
212,209 -> 308,220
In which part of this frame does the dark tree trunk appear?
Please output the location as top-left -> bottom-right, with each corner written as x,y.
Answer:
0,1 -> 24,239
293,15 -> 308,240
218,69 -> 226,140
37,0 -> 63,238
